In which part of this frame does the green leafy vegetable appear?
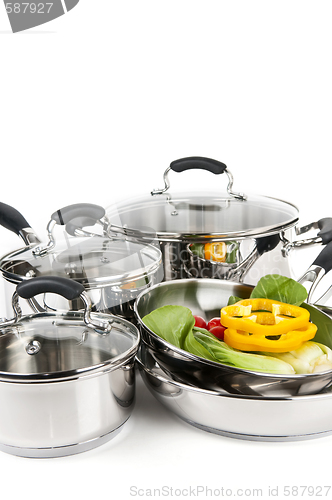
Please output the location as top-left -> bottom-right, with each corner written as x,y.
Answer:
227,295 -> 243,306
142,305 -> 194,349
183,328 -> 216,361
250,274 -> 308,306
193,328 -> 295,374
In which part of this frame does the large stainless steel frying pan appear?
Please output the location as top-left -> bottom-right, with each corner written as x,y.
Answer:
134,245 -> 332,398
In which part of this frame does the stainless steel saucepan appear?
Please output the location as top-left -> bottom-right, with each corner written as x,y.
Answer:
105,157 -> 332,284
0,202 -> 163,321
0,276 -> 140,458
134,244 -> 332,398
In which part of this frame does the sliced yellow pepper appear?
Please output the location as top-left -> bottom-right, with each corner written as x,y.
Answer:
220,299 -> 310,336
204,242 -> 227,262
224,322 -> 317,352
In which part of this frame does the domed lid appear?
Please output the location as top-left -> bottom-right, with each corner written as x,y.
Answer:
106,157 -> 299,241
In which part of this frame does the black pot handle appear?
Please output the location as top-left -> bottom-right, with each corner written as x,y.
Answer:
51,204 -> 105,226
170,157 -> 228,175
318,218 -> 332,245
312,240 -> 332,273
16,276 -> 85,301
0,202 -> 32,235
15,276 -> 111,332
0,202 -> 40,246
152,157 -> 246,200
255,234 -> 280,256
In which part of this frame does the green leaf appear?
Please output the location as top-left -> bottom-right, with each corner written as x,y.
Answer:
250,274 -> 308,306
227,295 -> 243,305
142,305 -> 195,349
183,327 -> 216,361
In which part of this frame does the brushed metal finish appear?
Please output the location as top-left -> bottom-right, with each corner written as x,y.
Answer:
134,279 -> 332,397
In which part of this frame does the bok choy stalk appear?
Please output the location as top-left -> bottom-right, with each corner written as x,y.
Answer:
264,341 -> 332,374
192,328 -> 295,374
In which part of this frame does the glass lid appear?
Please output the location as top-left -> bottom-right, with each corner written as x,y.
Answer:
0,277 -> 140,381
106,157 -> 299,241
0,230 -> 163,287
107,192 -> 299,240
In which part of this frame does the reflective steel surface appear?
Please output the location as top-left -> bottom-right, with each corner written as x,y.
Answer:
134,279 -> 332,397
137,345 -> 332,441
0,310 -> 139,457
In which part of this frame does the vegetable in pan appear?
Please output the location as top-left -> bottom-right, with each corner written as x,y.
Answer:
142,274 -> 332,375
190,241 -> 239,264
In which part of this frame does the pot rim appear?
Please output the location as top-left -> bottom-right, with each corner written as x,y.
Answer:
107,193 -> 300,242
0,244 -> 163,289
136,347 -> 332,402
0,312 -> 140,384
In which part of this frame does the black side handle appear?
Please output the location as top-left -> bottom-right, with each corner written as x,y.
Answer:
318,218 -> 332,245
65,217 -> 99,236
170,157 -> 228,175
0,202 -> 32,235
51,204 -> 105,226
313,240 -> 332,274
256,234 -> 280,256
16,276 -> 85,301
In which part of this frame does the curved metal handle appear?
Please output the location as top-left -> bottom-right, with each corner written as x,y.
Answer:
15,276 -> 111,332
151,157 -> 247,200
0,202 -> 40,246
283,217 -> 332,256
297,241 -> 332,304
65,217 -> 103,237
33,204 -> 106,257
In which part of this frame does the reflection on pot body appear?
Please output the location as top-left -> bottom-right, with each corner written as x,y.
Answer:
0,364 -> 136,456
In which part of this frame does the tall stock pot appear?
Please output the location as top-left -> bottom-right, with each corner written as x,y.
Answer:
105,157 -> 332,285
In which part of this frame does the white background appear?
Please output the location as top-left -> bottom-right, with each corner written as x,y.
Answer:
1,2 -> 332,499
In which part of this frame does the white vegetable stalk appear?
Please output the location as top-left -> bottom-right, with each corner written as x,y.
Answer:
266,342 -> 332,374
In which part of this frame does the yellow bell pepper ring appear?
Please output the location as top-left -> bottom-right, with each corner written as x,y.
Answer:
224,322 -> 317,353
204,242 -> 227,262
220,299 -> 310,336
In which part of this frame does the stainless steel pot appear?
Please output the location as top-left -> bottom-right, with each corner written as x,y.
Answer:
0,202 -> 163,321
0,276 -> 140,458
134,252 -> 332,398
105,157 -> 332,284
137,344 -> 332,442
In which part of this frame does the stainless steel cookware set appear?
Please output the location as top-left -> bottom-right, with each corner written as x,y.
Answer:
1,156 -> 332,456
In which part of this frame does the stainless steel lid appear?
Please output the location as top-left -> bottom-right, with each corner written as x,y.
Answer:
0,277 -> 140,382
106,158 -> 299,241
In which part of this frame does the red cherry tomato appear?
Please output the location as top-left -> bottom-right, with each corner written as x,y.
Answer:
207,317 -> 222,331
193,315 -> 207,329
209,325 -> 226,340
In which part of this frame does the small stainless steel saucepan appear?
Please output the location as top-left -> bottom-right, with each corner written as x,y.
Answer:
134,244 -> 332,398
0,276 -> 140,458
0,202 -> 163,320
